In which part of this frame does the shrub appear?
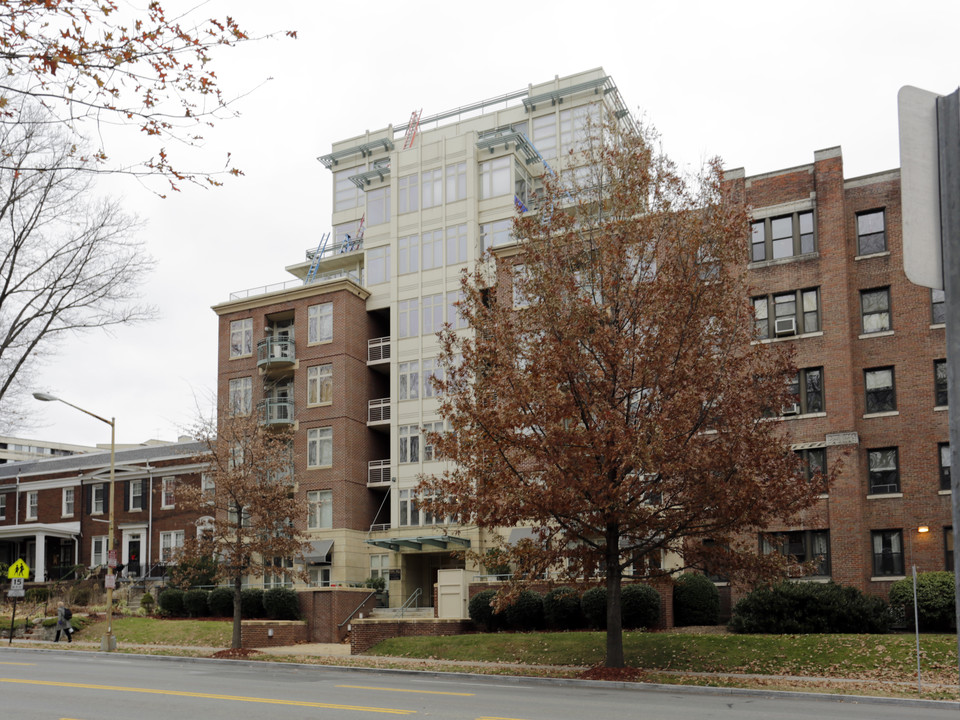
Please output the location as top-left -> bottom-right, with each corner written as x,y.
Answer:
241,588 -> 265,618
263,588 -> 300,620
888,571 -> 956,632
70,586 -> 92,607
139,592 -> 155,614
363,576 -> 386,592
621,583 -> 660,629
673,573 -> 720,626
209,588 -> 234,617
168,555 -> 219,589
581,587 -> 607,629
729,581 -> 890,634
468,589 -> 504,632
25,587 -> 50,603
157,588 -> 185,617
543,586 -> 583,630
183,589 -> 209,617
504,590 -> 544,631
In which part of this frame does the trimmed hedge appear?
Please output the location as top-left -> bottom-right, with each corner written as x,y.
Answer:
208,588 -> 234,617
543,586 -> 583,630
581,587 -> 607,629
673,573 -> 720,626
621,583 -> 660,629
263,588 -> 300,620
183,589 -> 209,617
888,571 -> 956,632
158,587 -> 185,616
504,590 -> 544,631
240,588 -> 265,619
729,581 -> 890,634
468,589 -> 504,632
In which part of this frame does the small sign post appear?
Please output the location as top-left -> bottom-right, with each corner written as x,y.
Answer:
6,559 -> 30,645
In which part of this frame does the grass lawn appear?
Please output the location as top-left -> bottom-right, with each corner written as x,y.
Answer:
78,616 -> 232,647
368,630 -> 960,684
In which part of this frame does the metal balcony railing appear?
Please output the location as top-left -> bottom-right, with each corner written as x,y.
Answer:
367,336 -> 391,363
368,459 -> 391,486
257,337 -> 296,367
259,398 -> 295,426
367,398 -> 391,424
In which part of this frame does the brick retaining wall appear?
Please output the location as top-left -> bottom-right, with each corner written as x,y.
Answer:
350,618 -> 472,654
241,620 -> 308,648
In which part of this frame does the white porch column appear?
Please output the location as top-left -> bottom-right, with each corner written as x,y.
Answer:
34,532 -> 46,582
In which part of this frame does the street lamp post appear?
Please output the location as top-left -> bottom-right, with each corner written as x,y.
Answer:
33,392 -> 117,652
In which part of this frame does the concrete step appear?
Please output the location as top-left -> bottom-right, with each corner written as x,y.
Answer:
368,607 -> 434,619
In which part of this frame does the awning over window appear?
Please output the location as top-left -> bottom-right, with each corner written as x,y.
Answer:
305,539 -> 333,565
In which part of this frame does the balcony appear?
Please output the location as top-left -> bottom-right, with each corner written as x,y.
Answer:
368,459 -> 391,488
368,336 -> 391,365
367,397 -> 392,427
259,398 -> 295,427
257,337 -> 296,369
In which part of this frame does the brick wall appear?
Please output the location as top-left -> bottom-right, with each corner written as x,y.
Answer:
241,620 -> 308,648
350,618 -> 472,654
298,587 -> 378,643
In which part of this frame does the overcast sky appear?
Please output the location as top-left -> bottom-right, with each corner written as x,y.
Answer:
23,0 -> 960,447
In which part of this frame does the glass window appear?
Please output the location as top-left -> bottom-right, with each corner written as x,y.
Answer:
422,293 -> 444,335
230,318 -> 253,358
334,166 -> 364,212
398,235 -> 419,274
421,168 -> 442,208
445,162 -> 467,202
397,174 -> 418,214
860,288 -> 890,333
421,229 -> 443,270
788,367 -> 824,414
307,364 -> 333,405
513,264 -> 530,308
935,360 -> 948,407
560,103 -> 599,154
367,245 -> 391,285
857,210 -> 886,255
228,377 -> 252,416
753,296 -> 769,339
750,221 -> 765,262
932,289 -> 946,324
771,216 -> 793,259
366,186 -> 390,226
308,303 -> 333,344
868,448 -> 899,494
422,358 -> 443,398
446,224 -> 468,265
865,367 -> 896,413
801,289 -> 820,332
399,299 -> 419,338
761,529 -> 830,577
939,443 -> 951,491
399,489 -> 418,526
91,536 -> 107,567
0,493 -> 5,519
532,113 -> 557,161
399,361 -> 419,400
307,490 -> 332,529
307,427 -> 333,468
129,480 -> 143,512
422,420 -> 445,461
872,529 -> 904,576
62,487 -> 74,516
480,219 -> 512,251
797,447 -> 827,493
370,553 -> 389,580
26,490 -> 38,519
161,477 -> 175,509
447,290 -> 469,330
399,425 -> 420,464
160,531 -> 184,564
92,484 -> 104,514
798,212 -> 815,254
480,156 -> 511,199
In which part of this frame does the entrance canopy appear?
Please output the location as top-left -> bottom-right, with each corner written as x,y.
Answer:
365,534 -> 470,552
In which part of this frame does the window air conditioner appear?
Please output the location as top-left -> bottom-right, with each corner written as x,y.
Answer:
781,402 -> 800,416
774,317 -> 797,336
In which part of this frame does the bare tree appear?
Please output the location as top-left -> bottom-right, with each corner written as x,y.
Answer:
175,412 -> 309,649
0,116 -> 155,429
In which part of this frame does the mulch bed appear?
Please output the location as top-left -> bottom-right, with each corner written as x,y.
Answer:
579,665 -> 646,682
210,648 -> 262,659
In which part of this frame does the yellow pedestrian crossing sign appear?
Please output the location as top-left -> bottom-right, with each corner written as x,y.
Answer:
7,559 -> 29,579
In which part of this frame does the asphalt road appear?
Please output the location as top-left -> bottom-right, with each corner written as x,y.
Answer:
1,648 -> 958,720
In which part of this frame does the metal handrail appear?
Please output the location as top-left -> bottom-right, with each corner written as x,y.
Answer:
400,587 -> 422,618
338,591 -> 377,629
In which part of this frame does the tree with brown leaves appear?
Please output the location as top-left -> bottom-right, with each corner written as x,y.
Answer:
176,412 -> 309,649
0,1 -> 295,192
419,121 -> 826,668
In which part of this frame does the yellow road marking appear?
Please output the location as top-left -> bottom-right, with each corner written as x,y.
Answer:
476,717 -> 531,720
0,662 -> 35,666
337,684 -> 474,696
0,678 -> 414,715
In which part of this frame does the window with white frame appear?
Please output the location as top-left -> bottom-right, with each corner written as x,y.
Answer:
307,490 -> 332,529
91,536 -> 108,567
62,487 -> 74,516
399,489 -> 419,526
367,245 -> 391,285
201,474 -> 215,504
370,553 -> 389,580
26,490 -> 38,520
398,235 -> 419,274
159,530 -> 184,563
227,500 -> 251,528
308,302 -> 333,344
421,229 -> 443,270
422,293 -> 444,335
307,427 -> 333,468
0,493 -> 6,519
366,186 -> 390,226
480,156 -> 511,198
307,364 -> 333,405
423,421 -> 445,461
868,448 -> 900,494
334,166 -> 364,212
560,103 -> 600,155
229,376 -> 253,416
446,224 -> 467,265
422,358 -> 443,398
129,479 -> 144,512
480,219 -> 512,251
397,174 -> 418,213
421,168 -> 442,208
399,361 -> 419,400
532,113 -> 558,160
161,477 -> 175,509
399,425 -> 420,463
91,483 -> 104,514
230,318 -> 253,358
447,290 -> 469,330
445,162 -> 466,202
399,299 -> 419,338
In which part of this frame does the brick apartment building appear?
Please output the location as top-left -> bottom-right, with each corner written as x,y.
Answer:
0,441 -> 207,581
212,68 -> 950,605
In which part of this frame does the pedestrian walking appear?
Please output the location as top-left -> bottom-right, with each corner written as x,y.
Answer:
55,601 -> 73,643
